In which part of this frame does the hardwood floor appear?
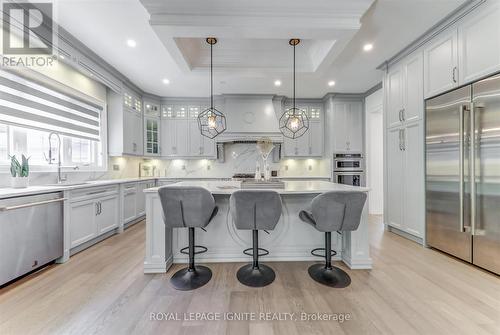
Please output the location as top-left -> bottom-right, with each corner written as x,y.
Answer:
1,216 -> 499,335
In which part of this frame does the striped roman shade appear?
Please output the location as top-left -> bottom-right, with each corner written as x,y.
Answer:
0,70 -> 103,141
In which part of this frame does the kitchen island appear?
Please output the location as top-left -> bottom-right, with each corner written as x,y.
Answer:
143,180 -> 372,273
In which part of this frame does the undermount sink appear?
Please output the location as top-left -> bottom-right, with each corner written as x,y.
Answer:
46,182 -> 91,187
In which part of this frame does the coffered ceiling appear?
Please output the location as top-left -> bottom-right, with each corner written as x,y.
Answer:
55,0 -> 468,98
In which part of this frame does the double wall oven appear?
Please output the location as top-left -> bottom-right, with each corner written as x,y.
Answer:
333,153 -> 365,187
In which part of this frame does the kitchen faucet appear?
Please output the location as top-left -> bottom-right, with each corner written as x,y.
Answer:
47,132 -> 67,184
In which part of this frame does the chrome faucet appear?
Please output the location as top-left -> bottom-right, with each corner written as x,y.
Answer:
47,132 -> 66,184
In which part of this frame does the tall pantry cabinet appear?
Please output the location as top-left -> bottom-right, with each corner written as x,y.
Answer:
384,50 -> 425,241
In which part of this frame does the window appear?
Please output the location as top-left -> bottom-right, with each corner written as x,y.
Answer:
0,125 -> 104,170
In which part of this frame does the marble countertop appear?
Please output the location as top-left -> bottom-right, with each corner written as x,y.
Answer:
0,177 -> 157,199
145,180 -> 369,195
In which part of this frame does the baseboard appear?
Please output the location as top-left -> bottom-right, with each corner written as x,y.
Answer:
124,215 -> 145,229
387,225 -> 423,245
70,228 -> 118,256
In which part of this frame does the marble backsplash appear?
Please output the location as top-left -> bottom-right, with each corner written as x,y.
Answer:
0,143 -> 331,187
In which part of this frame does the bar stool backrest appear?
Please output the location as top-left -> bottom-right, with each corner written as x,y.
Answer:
158,186 -> 216,228
311,191 -> 367,232
230,190 -> 282,230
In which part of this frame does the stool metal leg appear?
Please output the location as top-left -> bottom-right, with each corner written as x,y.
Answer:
170,227 -> 212,291
308,232 -> 351,288
237,230 -> 275,287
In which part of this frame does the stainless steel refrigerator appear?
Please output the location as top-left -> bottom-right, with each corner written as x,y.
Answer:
425,73 -> 500,275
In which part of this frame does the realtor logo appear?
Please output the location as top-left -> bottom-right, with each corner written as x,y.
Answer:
2,1 -> 53,55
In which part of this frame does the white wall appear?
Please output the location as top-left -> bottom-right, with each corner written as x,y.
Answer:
365,88 -> 384,215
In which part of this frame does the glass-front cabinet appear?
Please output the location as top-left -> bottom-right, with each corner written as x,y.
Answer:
144,117 -> 160,156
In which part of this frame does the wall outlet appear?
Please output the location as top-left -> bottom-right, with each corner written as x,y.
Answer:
308,165 -> 312,171
285,165 -> 288,171
113,164 -> 120,171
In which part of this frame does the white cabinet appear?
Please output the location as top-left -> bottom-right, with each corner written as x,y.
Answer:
161,104 -> 216,159
458,1 -> 500,84
386,127 -> 404,230
122,184 -> 137,223
96,195 -> 119,234
424,28 -> 458,98
386,51 -> 424,128
69,199 -> 97,248
386,66 -> 403,128
107,89 -> 143,156
331,100 -> 363,153
282,106 -> 324,157
136,181 -> 154,217
144,117 -> 160,156
402,122 -> 424,238
69,186 -> 119,249
385,122 -> 424,238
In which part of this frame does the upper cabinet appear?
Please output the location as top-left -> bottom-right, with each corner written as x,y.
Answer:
458,1 -> 500,84
160,103 -> 216,159
423,1 -> 500,99
386,51 -> 424,128
423,27 -> 458,98
282,105 -> 324,158
107,88 -> 144,157
143,99 -> 161,156
330,100 -> 363,153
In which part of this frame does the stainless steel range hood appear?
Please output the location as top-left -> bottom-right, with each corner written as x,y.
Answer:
215,95 -> 284,143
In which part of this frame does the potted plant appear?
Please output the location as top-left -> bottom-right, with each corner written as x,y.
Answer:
10,155 -> 30,188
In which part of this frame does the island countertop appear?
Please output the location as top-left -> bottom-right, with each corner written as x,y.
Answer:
144,180 -> 369,195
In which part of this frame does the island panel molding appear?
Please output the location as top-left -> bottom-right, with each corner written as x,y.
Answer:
143,180 -> 371,272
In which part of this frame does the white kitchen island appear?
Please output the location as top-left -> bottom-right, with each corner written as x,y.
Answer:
143,180 -> 372,273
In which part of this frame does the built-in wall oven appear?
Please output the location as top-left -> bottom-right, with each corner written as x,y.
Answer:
333,153 -> 365,187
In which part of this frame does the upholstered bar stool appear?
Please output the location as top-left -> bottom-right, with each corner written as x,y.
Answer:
230,190 -> 282,287
158,186 -> 218,291
299,191 -> 367,288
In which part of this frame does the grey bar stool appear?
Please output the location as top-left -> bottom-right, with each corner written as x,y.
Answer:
299,191 -> 367,288
230,190 -> 282,287
158,186 -> 218,291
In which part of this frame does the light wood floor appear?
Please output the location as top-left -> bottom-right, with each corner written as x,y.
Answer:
1,216 -> 499,335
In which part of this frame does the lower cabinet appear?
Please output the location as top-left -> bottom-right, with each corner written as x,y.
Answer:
69,186 -> 119,249
121,180 -> 156,225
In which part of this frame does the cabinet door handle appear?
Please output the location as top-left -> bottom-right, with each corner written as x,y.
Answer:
398,110 -> 402,122
452,67 -> 457,83
399,129 -> 403,151
401,108 -> 405,121
95,202 -> 99,216
401,129 -> 406,151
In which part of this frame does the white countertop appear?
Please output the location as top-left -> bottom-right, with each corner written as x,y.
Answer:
145,180 -> 369,195
0,177 -> 157,199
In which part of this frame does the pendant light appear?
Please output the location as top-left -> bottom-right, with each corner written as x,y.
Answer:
198,37 -> 227,139
279,38 -> 309,139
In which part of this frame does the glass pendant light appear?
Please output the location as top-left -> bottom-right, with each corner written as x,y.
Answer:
279,38 -> 309,139
198,37 -> 227,139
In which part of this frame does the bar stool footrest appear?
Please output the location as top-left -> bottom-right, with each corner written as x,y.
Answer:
311,248 -> 337,258
243,247 -> 269,257
180,245 -> 208,255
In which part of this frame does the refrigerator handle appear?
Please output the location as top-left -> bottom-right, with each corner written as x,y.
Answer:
470,102 -> 476,236
459,105 -> 466,233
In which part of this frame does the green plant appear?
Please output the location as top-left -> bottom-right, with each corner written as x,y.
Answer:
10,155 -> 30,178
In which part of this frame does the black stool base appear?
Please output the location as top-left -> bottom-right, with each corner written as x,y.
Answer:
237,264 -> 275,287
308,263 -> 351,288
170,265 -> 212,291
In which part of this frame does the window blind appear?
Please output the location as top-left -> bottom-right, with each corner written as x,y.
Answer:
0,70 -> 102,141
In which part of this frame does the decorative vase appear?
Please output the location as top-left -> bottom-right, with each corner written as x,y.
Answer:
11,176 -> 29,189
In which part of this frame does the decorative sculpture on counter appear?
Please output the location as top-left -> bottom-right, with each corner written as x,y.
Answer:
256,137 -> 275,181
198,37 -> 227,139
279,38 -> 309,139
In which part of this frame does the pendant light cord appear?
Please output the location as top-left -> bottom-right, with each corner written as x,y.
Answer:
210,42 -> 214,109
293,43 -> 296,111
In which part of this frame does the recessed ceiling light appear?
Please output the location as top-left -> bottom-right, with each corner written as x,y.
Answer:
328,80 -> 336,87
274,80 -> 282,87
162,78 -> 170,85
126,39 -> 137,48
363,43 -> 373,52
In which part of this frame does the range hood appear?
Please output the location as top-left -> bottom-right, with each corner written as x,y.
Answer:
215,95 -> 284,143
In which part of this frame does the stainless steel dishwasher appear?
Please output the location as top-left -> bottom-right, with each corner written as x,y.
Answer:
0,192 -> 64,286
